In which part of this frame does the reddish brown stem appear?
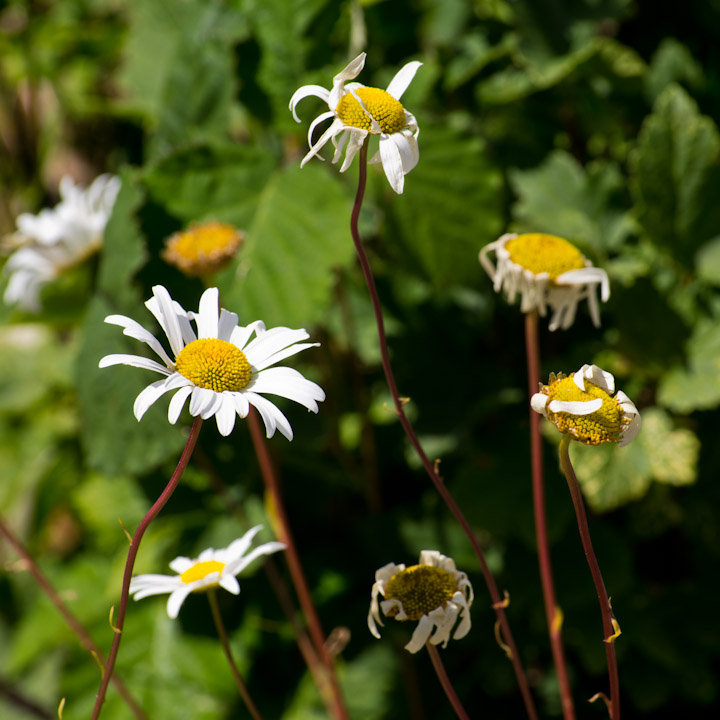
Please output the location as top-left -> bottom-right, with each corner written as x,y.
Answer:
350,140 -> 537,720
525,311 -> 576,719
559,436 -> 620,719
90,417 -> 203,720
426,644 -> 471,720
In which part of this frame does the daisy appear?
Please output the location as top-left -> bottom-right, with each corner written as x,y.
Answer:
531,364 -> 641,446
3,174 -> 121,311
479,232 -> 610,331
129,526 -> 285,619
162,221 -> 245,278
98,285 -> 326,439
289,52 -> 422,193
368,550 -> 473,654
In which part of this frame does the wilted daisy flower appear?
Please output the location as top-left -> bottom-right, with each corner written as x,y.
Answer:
129,525 -> 285,619
2,174 -> 120,311
289,52 -> 422,193
368,550 -> 473,653
162,221 -> 244,277
479,232 -> 610,331
531,364 -> 641,446
99,285 -> 325,439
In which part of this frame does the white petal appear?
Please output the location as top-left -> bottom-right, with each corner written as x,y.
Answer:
338,129 -> 368,172
226,541 -> 285,576
307,110 -> 336,149
379,135 -> 405,194
168,385 -> 193,424
98,354 -> 171,375
391,129 -> 419,174
218,308 -> 239,342
233,392 -> 251,418
619,410 -> 642,447
579,364 -> 615,394
169,557 -> 194,574
219,575 -> 241,595
430,604 -> 458,648
245,393 -> 293,440
230,320 -> 265,352
249,368 -> 325,411
189,387 -> 222,419
196,287 -> 219,339
243,327 -> 310,367
405,614 -> 435,654
222,526 -> 264,563
166,587 -> 193,619
133,379 -> 177,420
328,53 -> 366,108
547,398 -> 604,415
385,60 -> 422,100
348,89 -> 382,134
300,118 -> 346,167
289,84 -> 331,121
215,396 -> 237,436
104,315 -> 174,367
147,286 -> 186,357
530,392 -> 549,415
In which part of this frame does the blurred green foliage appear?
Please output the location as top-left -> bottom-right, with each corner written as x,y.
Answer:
2,0 -> 720,718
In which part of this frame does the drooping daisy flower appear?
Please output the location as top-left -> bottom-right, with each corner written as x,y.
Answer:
289,52 -> 422,193
2,174 -> 121,311
531,364 -> 641,446
162,221 -> 244,278
99,285 -> 325,439
129,526 -> 285,619
479,232 -> 610,331
368,550 -> 473,653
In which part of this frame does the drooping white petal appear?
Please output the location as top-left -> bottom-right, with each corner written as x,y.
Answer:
289,84 -> 331,121
133,379 -> 179,420
300,118 -> 346,167
328,53 -> 366,108
530,392 -> 550,415
385,60 -> 423,100
166,587 -> 194,619
307,110 -> 336,148
218,575 -> 241,595
214,396 -> 237,436
379,134 -> 405,193
168,386 -> 193,424
547,398 -> 604,415
338,129 -> 368,172
245,392 -> 293,440
405,614 -> 435,654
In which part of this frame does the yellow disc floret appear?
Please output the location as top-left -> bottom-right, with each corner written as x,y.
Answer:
180,560 -> 225,585
175,338 -> 252,392
542,372 -> 626,445
384,565 -> 459,620
163,221 -> 244,277
336,87 -> 407,134
506,233 -> 586,279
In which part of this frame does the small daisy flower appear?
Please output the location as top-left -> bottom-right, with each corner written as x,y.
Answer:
368,550 -> 473,654
289,52 -> 422,194
3,174 -> 121,311
531,364 -> 641,446
162,221 -> 245,278
129,526 -> 285,619
99,285 -> 325,439
479,232 -> 610,331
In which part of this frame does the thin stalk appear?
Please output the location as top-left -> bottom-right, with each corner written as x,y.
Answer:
90,417 -> 204,720
246,409 -> 349,720
525,312 -> 576,720
0,518 -> 146,719
558,436 -> 620,719
207,590 -> 264,720
350,140 -> 538,720
426,644 -> 471,720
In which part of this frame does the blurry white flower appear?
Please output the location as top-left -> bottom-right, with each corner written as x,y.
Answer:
99,285 -> 326,439
129,526 -> 285,619
290,53 -> 422,193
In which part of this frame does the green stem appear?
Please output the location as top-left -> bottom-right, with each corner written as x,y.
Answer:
558,436 -> 621,719
426,644 -> 472,720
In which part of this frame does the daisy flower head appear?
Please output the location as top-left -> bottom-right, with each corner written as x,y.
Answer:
531,364 -> 641,447
162,221 -> 245,278
99,285 -> 326,439
289,52 -> 422,194
368,550 -> 473,654
479,232 -> 610,331
129,525 -> 285,619
3,174 -> 121,311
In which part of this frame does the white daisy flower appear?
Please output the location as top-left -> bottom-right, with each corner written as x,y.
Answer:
129,526 -> 285,619
479,232 -> 610,331
531,364 -> 641,447
289,52 -> 422,194
3,174 -> 121,311
368,550 -> 474,654
99,285 -> 326,439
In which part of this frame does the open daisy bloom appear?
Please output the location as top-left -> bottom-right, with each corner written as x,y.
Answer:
162,221 -> 244,278
479,232 -> 610,331
99,285 -> 325,439
3,174 -> 120,311
129,526 -> 285,619
368,550 -> 473,654
289,52 -> 422,194
531,364 -> 641,446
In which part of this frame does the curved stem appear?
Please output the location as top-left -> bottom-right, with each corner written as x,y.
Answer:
0,517 -> 147,720
246,409 -> 349,720
90,417 -> 204,720
350,140 -> 537,720
426,644 -> 471,720
558,436 -> 620,719
207,590 -> 264,720
525,312 -> 576,720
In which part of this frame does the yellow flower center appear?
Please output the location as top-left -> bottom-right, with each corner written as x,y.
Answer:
506,233 -> 586,279
180,559 -> 225,584
384,565 -> 459,621
335,87 -> 407,134
543,372 -> 626,445
162,221 -> 244,277
175,338 -> 252,392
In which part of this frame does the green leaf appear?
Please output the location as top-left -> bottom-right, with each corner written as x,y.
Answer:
695,235 -> 720,286
646,38 -> 704,103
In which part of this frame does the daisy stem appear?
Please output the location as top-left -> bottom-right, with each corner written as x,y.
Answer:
0,515 -> 147,720
90,416 -> 204,720
207,590 -> 265,720
558,436 -> 620,720
425,643 -> 471,720
351,140 -> 538,720
247,409 -> 349,720
525,311 -> 576,720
